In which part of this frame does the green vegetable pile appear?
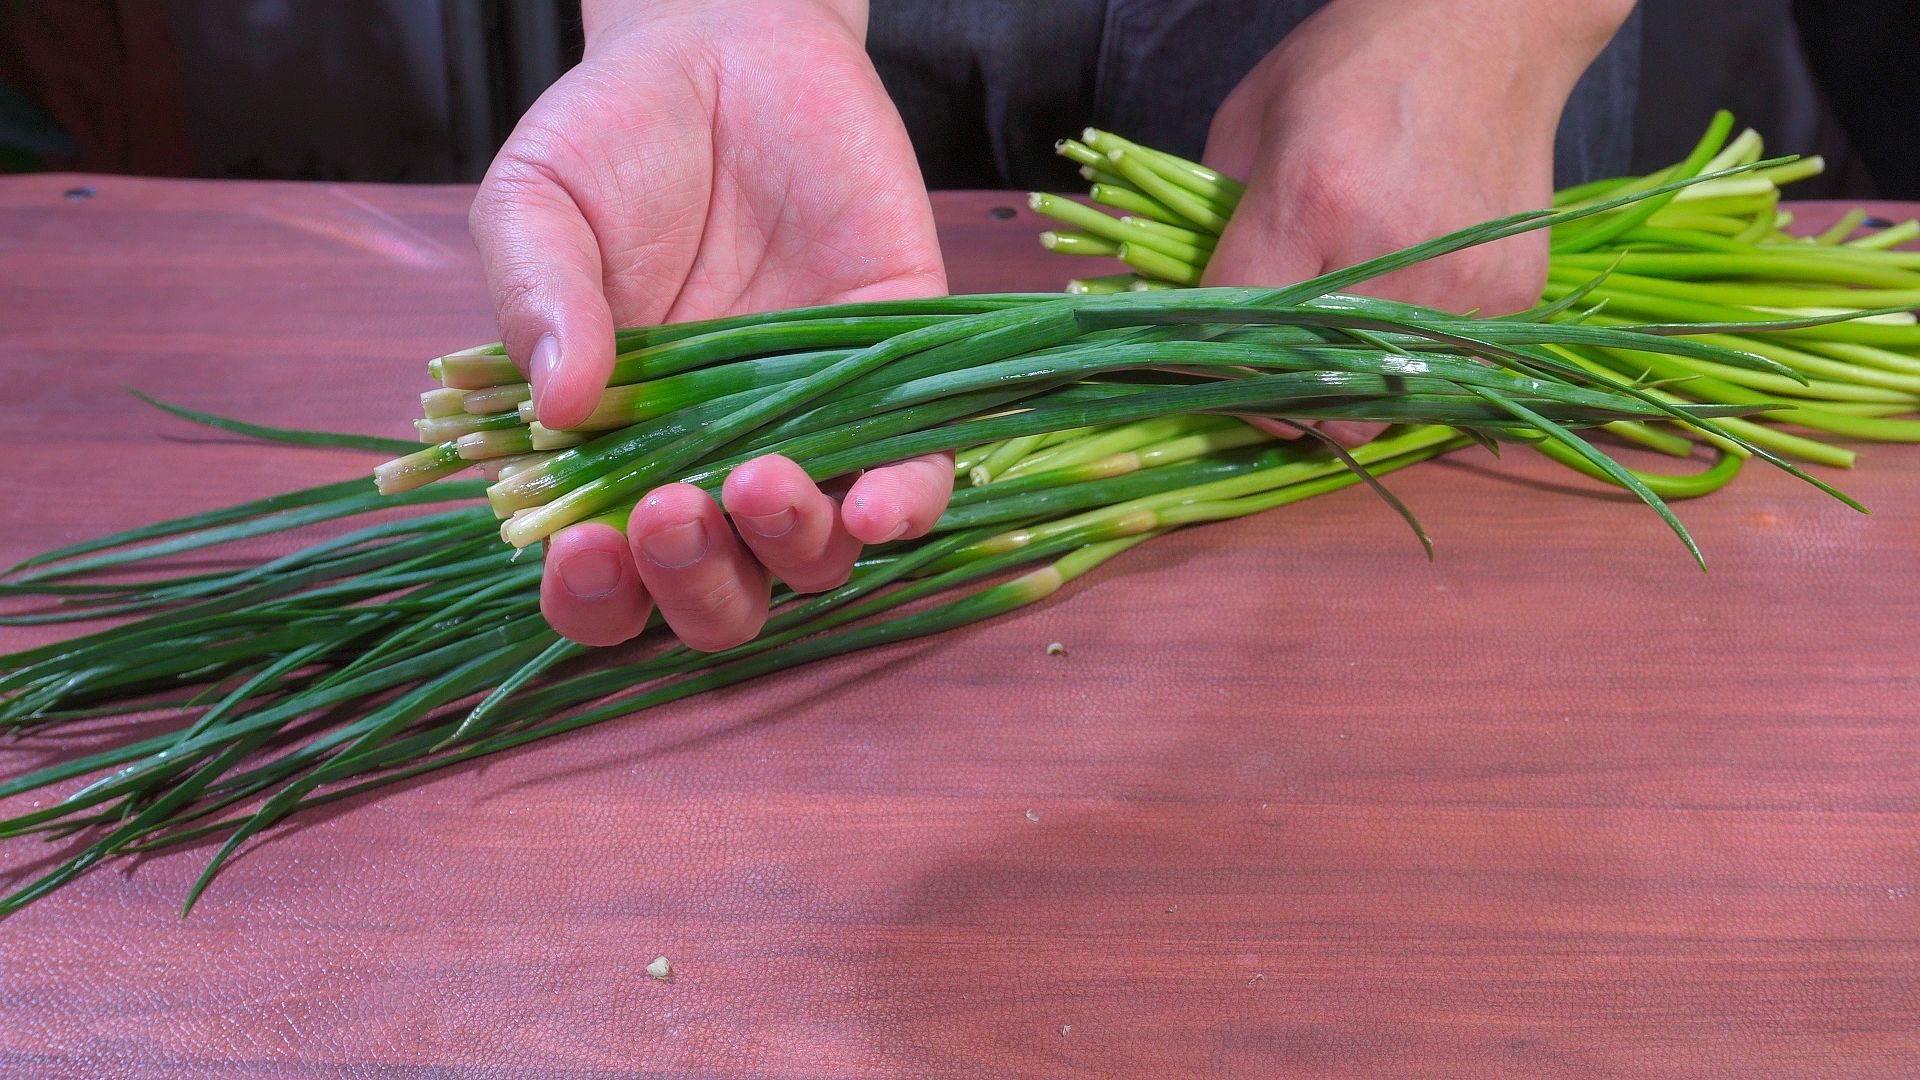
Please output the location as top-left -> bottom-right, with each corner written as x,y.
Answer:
0,115 -> 1907,916
1034,112 -> 1920,471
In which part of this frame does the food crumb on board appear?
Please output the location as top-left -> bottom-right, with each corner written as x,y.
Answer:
1025,808 -> 1040,822
1166,904 -> 1178,913
1045,642 -> 1067,657
646,956 -> 671,980
1061,1024 -> 1071,1036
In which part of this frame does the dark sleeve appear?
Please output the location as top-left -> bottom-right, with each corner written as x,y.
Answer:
1792,0 -> 1919,198
872,0 -> 1641,191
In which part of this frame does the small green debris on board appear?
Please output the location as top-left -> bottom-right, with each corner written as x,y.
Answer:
1045,641 -> 1066,657
646,956 -> 671,980
1025,808 -> 1040,822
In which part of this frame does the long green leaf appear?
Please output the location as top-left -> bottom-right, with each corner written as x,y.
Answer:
131,389 -> 422,454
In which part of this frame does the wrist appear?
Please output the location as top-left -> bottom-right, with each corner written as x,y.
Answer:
1426,0 -> 1634,96
583,0 -> 870,48
1315,0 -> 1630,101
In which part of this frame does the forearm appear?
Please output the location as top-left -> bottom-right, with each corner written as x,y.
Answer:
582,0 -> 872,43
1322,0 -> 1634,96
1477,0 -> 1636,88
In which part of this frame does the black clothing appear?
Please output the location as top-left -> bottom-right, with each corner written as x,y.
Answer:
867,0 -> 1643,190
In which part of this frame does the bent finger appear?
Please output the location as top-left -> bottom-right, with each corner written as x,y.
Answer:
628,483 -> 772,652
722,454 -> 863,593
540,522 -> 653,647
839,453 -> 954,544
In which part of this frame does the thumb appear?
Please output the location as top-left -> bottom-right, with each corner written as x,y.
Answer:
468,153 -> 616,432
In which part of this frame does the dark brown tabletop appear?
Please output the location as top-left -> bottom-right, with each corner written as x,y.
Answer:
1,176 -> 1916,1078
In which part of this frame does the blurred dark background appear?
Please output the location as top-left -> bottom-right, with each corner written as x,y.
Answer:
0,0 -> 1912,196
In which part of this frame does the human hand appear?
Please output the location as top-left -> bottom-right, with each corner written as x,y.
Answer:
469,0 -> 953,649
1200,0 -> 1634,443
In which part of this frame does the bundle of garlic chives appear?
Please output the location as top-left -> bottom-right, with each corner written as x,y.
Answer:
378,156 -> 1877,567
0,407 -> 1475,914
0,146 -> 1873,916
1033,112 -> 1920,468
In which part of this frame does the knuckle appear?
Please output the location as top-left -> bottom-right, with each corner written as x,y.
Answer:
492,141 -> 573,196
1290,158 -> 1372,227
1351,211 -> 1438,262
674,575 -> 748,625
673,582 -> 763,650
474,146 -> 545,215
471,118 -> 586,230
490,273 -> 547,322
781,563 -> 853,595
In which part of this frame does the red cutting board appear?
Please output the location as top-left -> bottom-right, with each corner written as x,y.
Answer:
0,178 -> 1915,1077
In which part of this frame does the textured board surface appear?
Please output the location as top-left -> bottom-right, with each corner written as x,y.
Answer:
1,176 -> 1916,1078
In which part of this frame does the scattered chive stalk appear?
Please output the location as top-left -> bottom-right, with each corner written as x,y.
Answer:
3,114 -> 1901,917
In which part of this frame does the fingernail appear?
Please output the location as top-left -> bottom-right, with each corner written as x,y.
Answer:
639,520 -> 708,568
530,332 -> 560,410
737,507 -> 795,538
558,549 -> 623,598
